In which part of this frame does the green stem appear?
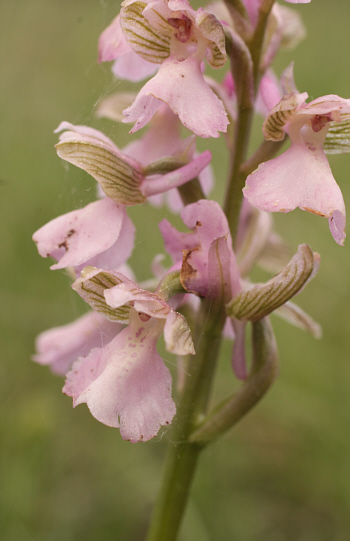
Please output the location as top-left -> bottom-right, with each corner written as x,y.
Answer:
223,105 -> 254,243
223,35 -> 254,242
145,297 -> 226,541
189,318 -> 278,445
248,0 -> 276,93
145,4 -> 277,539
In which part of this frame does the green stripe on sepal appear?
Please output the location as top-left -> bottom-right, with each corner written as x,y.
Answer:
324,119 -> 350,154
73,267 -> 131,322
120,1 -> 171,64
263,93 -> 307,141
197,12 -> 226,69
227,245 -> 316,322
56,141 -> 145,205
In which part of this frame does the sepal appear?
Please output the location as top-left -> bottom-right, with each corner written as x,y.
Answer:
275,301 -> 322,338
324,119 -> 350,154
55,133 -> 145,205
72,267 -> 131,322
120,1 -> 171,64
227,245 -> 318,321
263,92 -> 308,141
196,11 -> 226,68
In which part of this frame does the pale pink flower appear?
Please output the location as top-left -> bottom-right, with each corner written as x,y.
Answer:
120,0 -> 228,137
243,93 -> 350,245
160,200 -> 248,377
63,268 -> 195,442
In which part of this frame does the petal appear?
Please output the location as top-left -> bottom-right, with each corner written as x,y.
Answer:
207,236 -> 239,303
98,15 -> 130,62
75,207 -> 135,273
231,320 -> 248,380
142,150 -> 212,196
32,198 -> 128,271
104,279 -> 170,320
96,92 -> 138,122
243,138 -> 346,244
159,219 -> 199,262
33,312 -> 121,375
112,52 -> 158,82
123,104 -> 183,165
123,56 -> 228,138
63,311 -> 176,442
195,10 -> 226,68
72,268 -> 131,322
275,301 -> 322,339
55,121 -> 120,150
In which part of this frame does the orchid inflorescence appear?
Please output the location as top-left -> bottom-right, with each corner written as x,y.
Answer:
33,1 -> 348,536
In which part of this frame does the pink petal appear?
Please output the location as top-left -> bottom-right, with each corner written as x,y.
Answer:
142,151 -> 212,196
33,198 -> 131,271
243,131 -> 346,245
123,55 -> 228,138
112,51 -> 158,82
104,279 -> 170,320
98,15 -> 130,62
55,121 -> 120,151
63,311 -> 176,442
159,219 -> 199,262
207,236 -> 239,303
123,105 -> 183,164
231,320 -> 248,380
76,209 -> 135,273
256,70 -> 282,116
33,312 -> 120,376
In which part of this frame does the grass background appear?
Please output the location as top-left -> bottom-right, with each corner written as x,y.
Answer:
1,1 -> 349,540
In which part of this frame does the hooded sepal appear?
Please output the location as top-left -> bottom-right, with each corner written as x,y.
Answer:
72,267 -> 131,322
227,245 -> 318,322
55,122 -> 145,205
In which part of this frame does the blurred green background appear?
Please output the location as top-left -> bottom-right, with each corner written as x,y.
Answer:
1,1 -> 349,540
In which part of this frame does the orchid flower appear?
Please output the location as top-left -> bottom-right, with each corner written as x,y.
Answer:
54,122 -> 212,205
62,267 -> 195,442
160,199 -> 320,379
119,0 -> 228,137
243,93 -> 350,245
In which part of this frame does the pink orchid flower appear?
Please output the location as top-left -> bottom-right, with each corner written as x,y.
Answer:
120,0 -> 228,137
63,267 -> 195,442
243,93 -> 350,245
160,200 -> 249,377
